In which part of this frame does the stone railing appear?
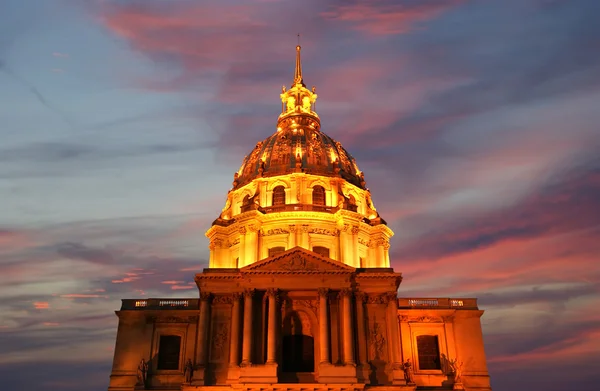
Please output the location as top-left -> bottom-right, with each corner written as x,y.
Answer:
260,203 -> 340,214
121,298 -> 199,310
397,297 -> 478,309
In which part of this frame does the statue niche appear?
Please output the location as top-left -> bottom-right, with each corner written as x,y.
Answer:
282,310 -> 315,373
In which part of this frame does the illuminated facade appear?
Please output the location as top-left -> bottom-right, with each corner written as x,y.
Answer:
108,46 -> 492,391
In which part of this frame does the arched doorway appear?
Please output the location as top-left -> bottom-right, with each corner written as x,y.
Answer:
282,335 -> 314,372
281,310 -> 315,380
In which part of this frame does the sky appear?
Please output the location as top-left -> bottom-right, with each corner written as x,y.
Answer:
0,0 -> 599,390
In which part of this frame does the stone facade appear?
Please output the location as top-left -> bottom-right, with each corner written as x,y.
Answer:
107,46 -> 492,391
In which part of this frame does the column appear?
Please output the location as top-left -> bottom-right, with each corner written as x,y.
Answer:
339,225 -> 350,264
340,289 -> 355,365
246,225 -> 258,264
238,227 -> 247,267
318,288 -> 330,364
241,289 -> 254,366
387,292 -> 401,366
351,225 -> 360,267
266,289 -> 279,364
228,293 -> 242,366
196,292 -> 211,367
377,240 -> 385,268
355,292 -> 367,365
288,225 -> 297,248
301,225 -> 309,249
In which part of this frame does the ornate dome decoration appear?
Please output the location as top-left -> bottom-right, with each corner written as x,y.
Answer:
206,45 -> 392,270
233,45 -> 365,190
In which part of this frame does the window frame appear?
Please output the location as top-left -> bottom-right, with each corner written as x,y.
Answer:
151,327 -> 187,374
409,323 -> 447,375
312,246 -> 330,258
312,185 -> 326,206
272,186 -> 286,206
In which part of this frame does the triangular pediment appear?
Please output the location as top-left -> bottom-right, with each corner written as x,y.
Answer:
241,246 -> 355,273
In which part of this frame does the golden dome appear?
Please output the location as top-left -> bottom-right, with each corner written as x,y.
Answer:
233,45 -> 366,191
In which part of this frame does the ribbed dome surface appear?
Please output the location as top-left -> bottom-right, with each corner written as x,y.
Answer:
234,124 -> 366,190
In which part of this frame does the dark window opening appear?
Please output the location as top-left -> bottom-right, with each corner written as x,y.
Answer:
157,335 -> 181,370
273,186 -> 286,206
417,335 -> 441,370
313,246 -> 330,258
312,186 -> 325,206
282,335 -> 314,372
269,246 -> 286,258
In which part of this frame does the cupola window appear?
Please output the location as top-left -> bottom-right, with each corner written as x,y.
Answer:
268,246 -> 286,257
313,246 -> 330,258
312,185 -> 325,206
273,186 -> 286,206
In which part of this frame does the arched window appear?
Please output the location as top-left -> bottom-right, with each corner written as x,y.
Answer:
347,194 -> 358,212
272,186 -> 286,206
312,185 -> 325,206
268,246 -> 286,258
313,246 -> 330,258
417,335 -> 441,370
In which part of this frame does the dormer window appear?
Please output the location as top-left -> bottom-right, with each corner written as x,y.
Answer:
312,185 -> 325,206
273,186 -> 286,206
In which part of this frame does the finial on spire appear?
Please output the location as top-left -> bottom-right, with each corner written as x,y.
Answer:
294,36 -> 303,86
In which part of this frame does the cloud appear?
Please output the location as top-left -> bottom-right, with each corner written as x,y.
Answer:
52,52 -> 69,58
34,302 -> 49,309
321,0 -> 465,35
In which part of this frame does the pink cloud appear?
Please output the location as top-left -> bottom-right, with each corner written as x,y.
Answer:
42,322 -> 60,326
171,284 -> 195,290
60,294 -> 108,299
321,1 -> 465,36
161,280 -> 184,285
33,302 -> 49,309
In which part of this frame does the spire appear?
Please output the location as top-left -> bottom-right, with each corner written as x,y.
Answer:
294,44 -> 303,86
279,41 -> 318,122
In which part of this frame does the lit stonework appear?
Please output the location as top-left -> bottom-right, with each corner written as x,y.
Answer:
107,46 -> 493,391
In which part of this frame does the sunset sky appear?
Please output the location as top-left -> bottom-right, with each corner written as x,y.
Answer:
1,0 -> 599,390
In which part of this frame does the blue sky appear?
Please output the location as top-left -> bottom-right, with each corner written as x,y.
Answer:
1,1 -> 599,390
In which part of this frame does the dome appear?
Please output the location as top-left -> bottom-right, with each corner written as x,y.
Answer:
233,45 -> 366,191
206,44 -> 392,270
233,126 -> 366,190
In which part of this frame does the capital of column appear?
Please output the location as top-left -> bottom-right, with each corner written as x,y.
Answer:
247,224 -> 259,233
243,288 -> 255,298
351,225 -> 360,235
231,292 -> 243,301
386,292 -> 398,304
338,288 -> 353,299
355,291 -> 367,303
317,288 -> 329,297
239,226 -> 247,235
301,224 -> 310,233
266,288 -> 279,300
200,292 -> 212,301
289,224 -> 297,233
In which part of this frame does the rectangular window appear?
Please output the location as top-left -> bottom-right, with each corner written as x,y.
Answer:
417,335 -> 441,370
268,246 -> 286,257
313,246 -> 330,258
157,335 -> 181,370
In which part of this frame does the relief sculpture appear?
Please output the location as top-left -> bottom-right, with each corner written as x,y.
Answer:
210,323 -> 229,362
369,321 -> 386,361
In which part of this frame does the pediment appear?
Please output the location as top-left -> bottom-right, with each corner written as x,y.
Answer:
241,247 -> 355,273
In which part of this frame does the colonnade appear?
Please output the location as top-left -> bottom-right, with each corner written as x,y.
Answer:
195,289 -> 401,370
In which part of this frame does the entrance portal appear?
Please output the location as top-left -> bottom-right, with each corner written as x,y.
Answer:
281,310 -> 315,377
282,334 -> 314,372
